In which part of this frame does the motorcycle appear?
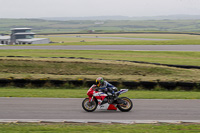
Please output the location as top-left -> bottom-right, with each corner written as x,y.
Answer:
82,85 -> 133,112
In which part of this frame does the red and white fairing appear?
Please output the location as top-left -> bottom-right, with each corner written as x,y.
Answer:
87,85 -> 117,110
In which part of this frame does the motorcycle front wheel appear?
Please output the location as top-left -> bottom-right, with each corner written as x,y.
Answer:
82,98 -> 97,112
117,97 -> 133,112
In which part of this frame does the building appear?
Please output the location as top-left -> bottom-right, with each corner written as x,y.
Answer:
0,36 -> 10,45
0,28 -> 50,45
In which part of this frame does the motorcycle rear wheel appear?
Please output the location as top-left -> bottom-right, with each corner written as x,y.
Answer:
82,98 -> 97,112
117,97 -> 133,112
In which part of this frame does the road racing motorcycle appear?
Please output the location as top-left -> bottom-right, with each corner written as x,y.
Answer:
82,85 -> 133,112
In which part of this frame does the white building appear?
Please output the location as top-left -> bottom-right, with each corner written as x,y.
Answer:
0,36 -> 10,45
0,28 -> 50,45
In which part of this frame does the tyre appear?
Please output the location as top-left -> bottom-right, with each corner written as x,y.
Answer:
117,97 -> 133,112
82,98 -> 97,112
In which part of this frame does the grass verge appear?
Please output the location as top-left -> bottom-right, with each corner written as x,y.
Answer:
0,123 -> 199,133
0,87 -> 200,99
0,50 -> 200,66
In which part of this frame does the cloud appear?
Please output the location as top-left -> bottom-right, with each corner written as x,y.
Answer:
0,0 -> 200,18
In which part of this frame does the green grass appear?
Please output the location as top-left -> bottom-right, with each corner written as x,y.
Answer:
34,33 -> 200,45
0,87 -> 200,99
0,50 -> 200,82
94,33 -> 200,39
0,123 -> 199,133
35,33 -> 200,45
0,59 -> 192,76
0,50 -> 200,66
47,39 -> 200,45
0,57 -> 200,82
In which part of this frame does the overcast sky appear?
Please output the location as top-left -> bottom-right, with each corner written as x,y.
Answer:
0,0 -> 200,18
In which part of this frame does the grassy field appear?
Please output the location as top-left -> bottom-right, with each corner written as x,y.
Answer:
0,87 -> 200,99
0,50 -> 200,66
36,33 -> 200,45
0,57 -> 200,82
0,50 -> 200,82
0,123 -> 199,133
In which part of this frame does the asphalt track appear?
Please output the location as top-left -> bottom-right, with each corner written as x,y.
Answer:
0,45 -> 200,51
0,98 -> 200,123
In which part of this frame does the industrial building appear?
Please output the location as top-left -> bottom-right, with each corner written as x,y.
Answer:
0,28 -> 50,45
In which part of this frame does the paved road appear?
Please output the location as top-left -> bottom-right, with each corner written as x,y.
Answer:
0,98 -> 200,120
0,45 -> 200,51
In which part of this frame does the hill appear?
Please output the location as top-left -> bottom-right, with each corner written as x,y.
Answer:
0,17 -> 200,34
41,15 -> 200,21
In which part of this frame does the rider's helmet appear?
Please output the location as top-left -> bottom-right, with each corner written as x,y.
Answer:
96,77 -> 104,87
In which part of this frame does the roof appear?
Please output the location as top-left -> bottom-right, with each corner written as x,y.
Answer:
0,36 -> 10,40
11,28 -> 32,31
14,32 -> 36,35
16,38 -> 48,42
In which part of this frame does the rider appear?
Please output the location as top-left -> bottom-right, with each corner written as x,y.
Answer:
95,77 -> 118,101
